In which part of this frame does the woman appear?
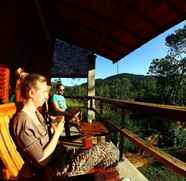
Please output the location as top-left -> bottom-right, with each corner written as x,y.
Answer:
12,73 -> 119,179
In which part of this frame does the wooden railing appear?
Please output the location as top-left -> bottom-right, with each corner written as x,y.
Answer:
66,96 -> 186,176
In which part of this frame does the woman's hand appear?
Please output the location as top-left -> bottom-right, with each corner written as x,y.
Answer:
39,116 -> 65,165
50,115 -> 64,123
52,116 -> 65,136
70,111 -> 81,127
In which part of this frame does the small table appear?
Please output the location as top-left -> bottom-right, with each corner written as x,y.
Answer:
79,121 -> 109,144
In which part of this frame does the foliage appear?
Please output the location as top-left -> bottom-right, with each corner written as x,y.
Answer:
172,127 -> 186,149
148,55 -> 186,104
148,24 -> 186,104
64,73 -> 159,104
166,25 -> 186,53
66,98 -> 85,108
140,162 -> 186,181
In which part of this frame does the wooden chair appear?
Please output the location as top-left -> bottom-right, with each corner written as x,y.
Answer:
0,114 -> 24,180
0,106 -> 117,181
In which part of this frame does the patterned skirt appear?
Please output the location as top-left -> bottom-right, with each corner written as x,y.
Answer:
55,141 -> 119,177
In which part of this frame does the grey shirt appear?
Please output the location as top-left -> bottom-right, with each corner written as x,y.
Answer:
13,110 -> 49,165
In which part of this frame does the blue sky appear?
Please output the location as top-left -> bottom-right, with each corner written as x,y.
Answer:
96,20 -> 186,78
60,20 -> 186,86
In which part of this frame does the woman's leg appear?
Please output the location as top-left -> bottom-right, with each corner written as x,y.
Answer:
56,141 -> 119,177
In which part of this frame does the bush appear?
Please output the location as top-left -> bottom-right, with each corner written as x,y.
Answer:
140,162 -> 186,181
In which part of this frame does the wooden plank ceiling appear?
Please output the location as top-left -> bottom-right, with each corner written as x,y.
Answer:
54,0 -> 186,62
0,0 -> 186,75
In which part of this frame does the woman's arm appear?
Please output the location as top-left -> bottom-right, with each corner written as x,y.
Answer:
38,116 -> 65,165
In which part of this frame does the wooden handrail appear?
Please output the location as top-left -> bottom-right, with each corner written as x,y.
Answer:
92,96 -> 186,122
66,96 -> 186,122
104,119 -> 186,176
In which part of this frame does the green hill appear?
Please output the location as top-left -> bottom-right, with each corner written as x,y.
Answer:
65,73 -> 159,103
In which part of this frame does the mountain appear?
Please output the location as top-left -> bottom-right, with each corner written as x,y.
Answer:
65,73 -> 159,103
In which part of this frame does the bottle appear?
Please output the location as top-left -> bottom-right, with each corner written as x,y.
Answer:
83,136 -> 93,149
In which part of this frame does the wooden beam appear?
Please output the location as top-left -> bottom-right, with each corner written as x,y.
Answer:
87,54 -> 96,122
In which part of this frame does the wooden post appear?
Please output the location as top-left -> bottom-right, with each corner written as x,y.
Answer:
87,54 -> 96,122
100,100 -> 103,115
119,109 -> 128,160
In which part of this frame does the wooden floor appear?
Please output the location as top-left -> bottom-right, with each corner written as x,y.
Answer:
116,159 -> 148,181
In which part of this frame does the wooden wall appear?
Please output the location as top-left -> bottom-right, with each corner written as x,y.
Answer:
0,0 -> 55,78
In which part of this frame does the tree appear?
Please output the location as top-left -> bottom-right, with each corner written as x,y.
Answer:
148,25 -> 186,104
166,25 -> 186,54
148,55 -> 186,104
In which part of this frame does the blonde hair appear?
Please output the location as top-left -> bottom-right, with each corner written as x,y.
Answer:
20,74 -> 47,99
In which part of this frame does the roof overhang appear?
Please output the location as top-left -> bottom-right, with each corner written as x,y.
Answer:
54,0 -> 186,62
0,0 -> 186,75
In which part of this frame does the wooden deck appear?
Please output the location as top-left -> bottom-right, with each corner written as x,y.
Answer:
116,159 -> 148,181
